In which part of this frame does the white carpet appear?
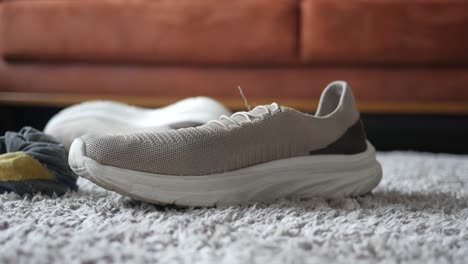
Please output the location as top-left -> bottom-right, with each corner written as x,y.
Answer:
1,152 -> 467,264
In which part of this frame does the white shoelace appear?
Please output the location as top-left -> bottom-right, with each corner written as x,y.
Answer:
208,103 -> 281,129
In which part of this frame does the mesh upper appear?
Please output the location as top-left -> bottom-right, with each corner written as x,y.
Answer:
82,103 -> 359,176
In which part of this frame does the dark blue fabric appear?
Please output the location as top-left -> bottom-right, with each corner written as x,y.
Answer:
0,126 -> 78,195
0,179 -> 70,196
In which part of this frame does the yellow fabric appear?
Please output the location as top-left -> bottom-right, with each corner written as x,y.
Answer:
0,152 -> 55,181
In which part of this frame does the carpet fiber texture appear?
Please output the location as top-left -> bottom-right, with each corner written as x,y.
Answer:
1,152 -> 467,263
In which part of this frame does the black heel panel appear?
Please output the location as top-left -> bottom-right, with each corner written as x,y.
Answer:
309,119 -> 368,155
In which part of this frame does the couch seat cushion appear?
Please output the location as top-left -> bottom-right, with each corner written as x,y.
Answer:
2,0 -> 297,64
301,0 -> 468,64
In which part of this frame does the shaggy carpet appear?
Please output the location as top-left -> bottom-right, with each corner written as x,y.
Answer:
0,152 -> 467,264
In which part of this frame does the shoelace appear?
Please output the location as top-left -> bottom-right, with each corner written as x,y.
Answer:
209,103 -> 281,129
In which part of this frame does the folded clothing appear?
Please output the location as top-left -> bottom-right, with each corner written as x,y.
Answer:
0,127 -> 78,195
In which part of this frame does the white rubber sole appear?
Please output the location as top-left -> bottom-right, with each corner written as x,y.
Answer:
69,139 -> 382,207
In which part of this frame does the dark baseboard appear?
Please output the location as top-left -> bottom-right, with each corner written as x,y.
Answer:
1,105 -> 467,154
362,114 -> 468,154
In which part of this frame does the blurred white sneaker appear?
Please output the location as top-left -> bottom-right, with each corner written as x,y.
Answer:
45,97 -> 231,149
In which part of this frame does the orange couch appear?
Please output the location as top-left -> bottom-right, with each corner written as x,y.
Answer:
1,0 -> 468,113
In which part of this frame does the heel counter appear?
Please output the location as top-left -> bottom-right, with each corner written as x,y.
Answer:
310,119 -> 368,155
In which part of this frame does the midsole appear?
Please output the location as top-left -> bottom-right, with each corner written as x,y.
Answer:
79,141 -> 380,193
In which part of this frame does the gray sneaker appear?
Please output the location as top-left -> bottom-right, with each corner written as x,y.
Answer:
69,81 -> 382,206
